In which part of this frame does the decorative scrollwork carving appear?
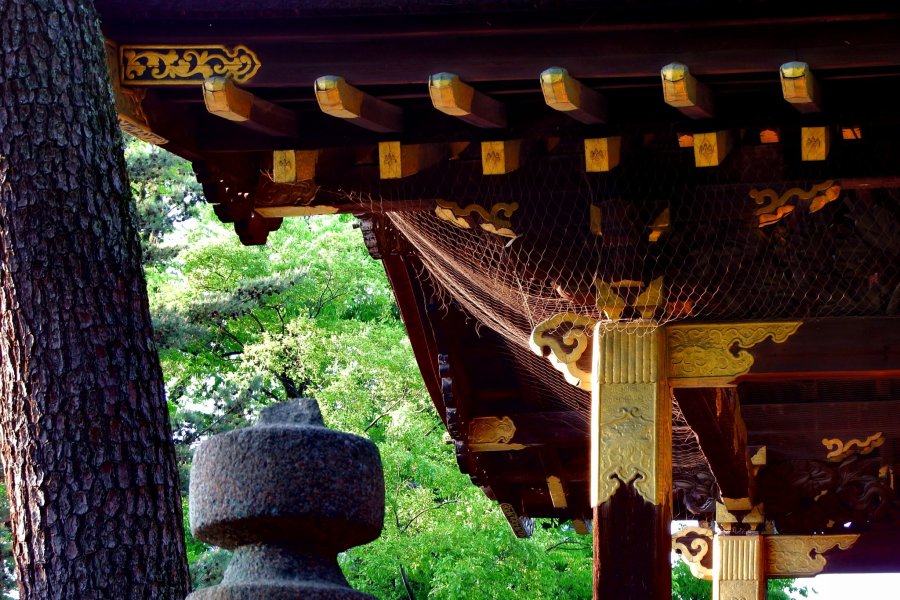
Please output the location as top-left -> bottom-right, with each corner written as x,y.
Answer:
766,535 -> 859,577
750,180 -> 841,228
667,322 -> 802,387
597,402 -> 657,505
672,526 -> 714,580
121,45 -> 261,85
674,468 -> 718,516
434,200 -> 518,239
822,432 -> 884,462
759,454 -> 900,534
529,313 -> 597,390
469,417 -> 516,445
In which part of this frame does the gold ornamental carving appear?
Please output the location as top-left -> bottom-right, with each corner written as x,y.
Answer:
714,535 -> 765,600
529,313 -> 597,391
467,416 -> 525,451
750,180 -> 841,228
105,40 -> 168,145
822,432 -> 884,462
667,321 -> 802,387
120,45 -> 261,85
672,526 -> 714,581
592,323 -> 670,507
434,200 -> 518,239
766,535 -> 859,578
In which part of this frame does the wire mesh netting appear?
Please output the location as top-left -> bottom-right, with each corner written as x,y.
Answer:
296,127 -> 900,475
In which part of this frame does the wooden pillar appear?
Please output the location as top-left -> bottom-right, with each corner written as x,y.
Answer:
591,322 -> 672,599
713,534 -> 765,600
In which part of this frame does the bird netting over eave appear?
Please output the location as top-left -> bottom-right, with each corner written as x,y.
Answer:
317,130 -> 899,486
341,137 -> 899,346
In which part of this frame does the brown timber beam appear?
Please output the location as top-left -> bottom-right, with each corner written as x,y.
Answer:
428,72 -> 506,129
202,77 -> 298,138
674,388 -> 755,511
540,67 -> 607,124
667,318 -> 900,388
314,75 -> 402,133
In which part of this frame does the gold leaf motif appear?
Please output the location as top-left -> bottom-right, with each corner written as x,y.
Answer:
766,535 -> 859,577
121,45 -> 261,85
529,313 -> 597,390
434,200 -> 518,239
822,432 -> 884,462
667,322 -> 802,387
483,150 -> 503,166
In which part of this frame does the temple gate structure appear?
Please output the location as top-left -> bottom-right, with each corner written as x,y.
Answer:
96,2 -> 900,598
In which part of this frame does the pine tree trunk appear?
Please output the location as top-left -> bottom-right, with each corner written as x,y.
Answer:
0,1 -> 190,598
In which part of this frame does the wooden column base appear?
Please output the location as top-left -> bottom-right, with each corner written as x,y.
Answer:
595,483 -> 671,598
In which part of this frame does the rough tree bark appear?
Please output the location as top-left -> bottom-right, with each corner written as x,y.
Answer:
0,1 -> 190,598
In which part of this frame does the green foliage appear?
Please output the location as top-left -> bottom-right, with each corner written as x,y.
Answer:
124,137 -> 202,264
142,174 -> 593,596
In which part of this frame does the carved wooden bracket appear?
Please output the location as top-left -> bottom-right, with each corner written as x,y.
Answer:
675,531 -> 860,582
667,321 -> 802,387
434,200 -> 518,239
672,526 -> 714,580
822,432 -> 884,462
751,180 -> 841,228
529,313 -> 597,391
766,535 -> 859,578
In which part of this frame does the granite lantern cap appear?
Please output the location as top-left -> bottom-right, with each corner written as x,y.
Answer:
189,398 -> 385,552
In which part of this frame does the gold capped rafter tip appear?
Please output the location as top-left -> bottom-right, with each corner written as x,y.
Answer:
428,73 -> 505,128
315,76 -> 401,132
661,62 -> 714,119
540,67 -> 606,124
780,61 -> 821,113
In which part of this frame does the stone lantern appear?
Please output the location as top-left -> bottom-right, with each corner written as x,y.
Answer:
187,398 -> 385,599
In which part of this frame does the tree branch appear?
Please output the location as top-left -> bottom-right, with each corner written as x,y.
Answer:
399,565 -> 415,600
399,500 -> 458,533
363,399 -> 403,433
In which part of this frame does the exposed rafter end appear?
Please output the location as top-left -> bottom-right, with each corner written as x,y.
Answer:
540,67 -> 607,124
780,61 -> 822,113
315,75 -> 402,132
428,72 -> 506,129
661,62 -> 714,119
203,77 -> 298,138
